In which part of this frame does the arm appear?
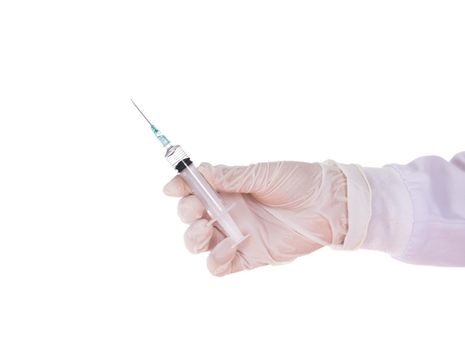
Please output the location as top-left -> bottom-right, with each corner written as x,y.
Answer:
164,152 -> 465,276
335,152 -> 465,266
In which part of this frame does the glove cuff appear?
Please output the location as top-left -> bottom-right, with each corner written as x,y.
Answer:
330,163 -> 372,250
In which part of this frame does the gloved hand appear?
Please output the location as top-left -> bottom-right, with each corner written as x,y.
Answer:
163,161 -> 348,276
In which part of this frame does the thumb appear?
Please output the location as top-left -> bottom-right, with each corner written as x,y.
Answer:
198,162 -> 270,194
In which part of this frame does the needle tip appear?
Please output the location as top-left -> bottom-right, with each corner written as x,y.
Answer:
130,99 -> 153,126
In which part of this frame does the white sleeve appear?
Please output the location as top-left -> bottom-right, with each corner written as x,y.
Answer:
333,152 -> 465,267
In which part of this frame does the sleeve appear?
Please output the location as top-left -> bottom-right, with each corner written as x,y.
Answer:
333,152 -> 465,267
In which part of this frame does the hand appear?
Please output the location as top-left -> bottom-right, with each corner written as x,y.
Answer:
163,161 -> 348,276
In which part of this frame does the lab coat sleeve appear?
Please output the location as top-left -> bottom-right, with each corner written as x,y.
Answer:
333,152 -> 465,266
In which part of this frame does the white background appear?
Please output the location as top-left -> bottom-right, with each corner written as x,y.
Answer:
0,1 -> 464,349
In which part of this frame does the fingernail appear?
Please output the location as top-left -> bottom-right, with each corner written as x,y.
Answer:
162,183 -> 173,195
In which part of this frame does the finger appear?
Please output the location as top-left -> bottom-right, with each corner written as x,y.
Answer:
163,176 -> 192,197
230,254 -> 247,274
184,219 -> 225,253
177,195 -> 205,224
208,225 -> 227,250
198,162 -> 274,195
206,238 -> 238,277
184,219 -> 213,253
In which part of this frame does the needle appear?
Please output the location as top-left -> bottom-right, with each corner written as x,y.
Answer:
130,99 -> 153,126
130,99 -> 171,147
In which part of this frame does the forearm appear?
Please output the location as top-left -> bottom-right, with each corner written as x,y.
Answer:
333,152 -> 465,266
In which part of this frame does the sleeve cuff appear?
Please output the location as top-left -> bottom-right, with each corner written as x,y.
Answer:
331,163 -> 414,257
360,166 -> 413,257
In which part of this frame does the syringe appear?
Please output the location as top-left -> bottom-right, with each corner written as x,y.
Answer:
131,100 -> 246,245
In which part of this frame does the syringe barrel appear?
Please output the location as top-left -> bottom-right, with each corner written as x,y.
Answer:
179,162 -> 245,244
165,146 -> 245,244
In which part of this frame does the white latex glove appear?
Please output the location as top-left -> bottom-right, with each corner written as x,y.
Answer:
163,161 -> 348,276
